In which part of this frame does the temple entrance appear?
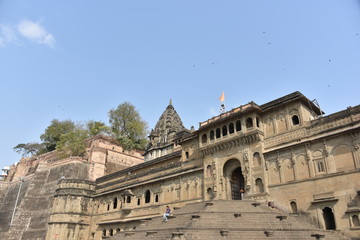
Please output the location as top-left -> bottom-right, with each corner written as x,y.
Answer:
223,159 -> 245,200
322,207 -> 336,230
230,167 -> 245,200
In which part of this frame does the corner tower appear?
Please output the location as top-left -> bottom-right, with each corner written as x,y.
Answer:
144,99 -> 188,160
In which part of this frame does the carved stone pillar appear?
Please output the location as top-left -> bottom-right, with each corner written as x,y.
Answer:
305,144 -> 315,177
351,132 -> 360,169
291,151 -> 298,181
276,153 -> 284,183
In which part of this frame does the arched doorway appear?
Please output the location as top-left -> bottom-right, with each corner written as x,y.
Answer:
322,207 -> 336,230
230,167 -> 245,199
223,159 -> 245,200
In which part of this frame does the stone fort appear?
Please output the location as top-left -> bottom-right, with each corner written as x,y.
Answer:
0,91 -> 359,239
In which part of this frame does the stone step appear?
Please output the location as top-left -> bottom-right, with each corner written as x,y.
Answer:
108,200 -> 349,240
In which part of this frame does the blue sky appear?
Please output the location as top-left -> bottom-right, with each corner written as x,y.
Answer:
1,0 -> 360,168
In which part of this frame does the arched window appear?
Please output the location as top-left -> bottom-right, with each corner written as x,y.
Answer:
207,187 -> 214,199
246,118 -> 253,128
102,229 -> 107,237
290,201 -> 298,213
206,165 -> 213,177
155,194 -> 159,203
216,128 -> 221,138
109,229 -> 114,236
253,152 -> 262,167
352,215 -> 360,226
222,125 -> 228,136
202,134 -> 207,144
145,190 -> 151,203
317,161 -> 325,173
256,117 -> 260,128
185,151 -> 189,159
113,197 -> 118,209
126,196 -> 131,203
229,123 -> 234,134
292,115 -> 300,125
210,130 -> 215,140
255,178 -> 264,193
235,120 -> 241,131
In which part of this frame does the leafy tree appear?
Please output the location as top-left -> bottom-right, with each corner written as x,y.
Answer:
40,119 -> 76,151
13,142 -> 45,157
108,102 -> 148,150
56,128 -> 89,157
86,120 -> 110,136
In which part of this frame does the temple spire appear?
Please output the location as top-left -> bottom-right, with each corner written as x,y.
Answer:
169,98 -> 172,106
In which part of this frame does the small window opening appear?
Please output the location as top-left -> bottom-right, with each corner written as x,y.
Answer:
126,196 -> 131,203
317,161 -> 325,173
235,120 -> 241,131
113,197 -> 118,209
206,165 -> 213,177
207,187 -> 214,199
102,229 -> 106,237
145,190 -> 151,203
137,198 -> 140,205
216,128 -> 221,138
256,117 -> 260,128
109,229 -> 114,236
116,228 -> 121,233
107,204 -> 110,211
201,134 -> 207,144
210,130 -> 215,140
292,115 -> 300,125
229,123 -> 234,134
155,194 -> 159,202
185,151 -> 189,159
222,125 -> 228,136
352,215 -> 360,226
246,118 -> 253,128
290,201 -> 298,213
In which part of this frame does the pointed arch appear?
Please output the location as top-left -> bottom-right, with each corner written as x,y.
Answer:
276,113 -> 287,133
283,159 -> 294,182
223,159 -> 245,200
333,144 -> 355,172
297,155 -> 310,179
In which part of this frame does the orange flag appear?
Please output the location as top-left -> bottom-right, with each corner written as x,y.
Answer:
219,91 -> 225,102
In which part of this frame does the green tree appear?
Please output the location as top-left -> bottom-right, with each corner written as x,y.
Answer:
56,128 -> 89,157
108,102 -> 148,150
13,142 -> 45,157
86,120 -> 110,136
40,119 -> 76,151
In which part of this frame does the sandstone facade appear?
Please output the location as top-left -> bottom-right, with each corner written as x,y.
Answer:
1,91 -> 359,239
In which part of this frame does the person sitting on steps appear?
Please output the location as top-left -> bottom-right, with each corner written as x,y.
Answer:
163,206 -> 171,222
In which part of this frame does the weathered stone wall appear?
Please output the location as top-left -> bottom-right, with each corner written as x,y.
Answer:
0,160 -> 89,240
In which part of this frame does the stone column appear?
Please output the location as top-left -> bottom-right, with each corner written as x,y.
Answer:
306,144 -> 315,177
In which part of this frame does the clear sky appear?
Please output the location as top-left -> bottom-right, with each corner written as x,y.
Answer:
1,0 -> 360,168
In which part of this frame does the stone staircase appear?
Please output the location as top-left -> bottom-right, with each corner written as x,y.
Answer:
109,200 -> 349,240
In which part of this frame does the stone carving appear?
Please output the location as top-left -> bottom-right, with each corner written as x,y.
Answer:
305,144 -> 311,162
323,141 -> 329,157
350,132 -> 360,150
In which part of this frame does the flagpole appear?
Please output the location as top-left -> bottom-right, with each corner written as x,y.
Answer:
219,92 -> 226,113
